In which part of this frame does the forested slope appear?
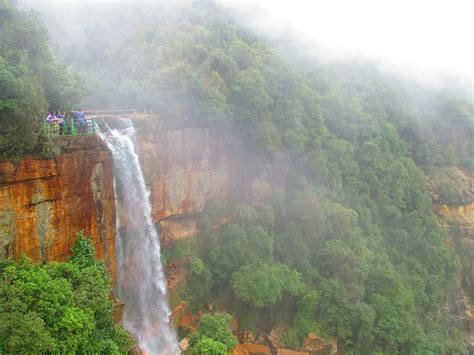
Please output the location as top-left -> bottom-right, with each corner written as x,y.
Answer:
0,0 -> 83,160
28,1 -> 474,353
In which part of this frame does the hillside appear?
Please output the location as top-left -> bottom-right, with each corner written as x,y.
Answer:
1,1 -> 473,353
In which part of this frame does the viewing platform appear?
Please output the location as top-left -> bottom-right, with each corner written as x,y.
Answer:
41,109 -> 154,137
84,109 -> 154,120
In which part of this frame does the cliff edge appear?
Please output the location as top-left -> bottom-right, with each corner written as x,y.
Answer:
0,135 -> 117,276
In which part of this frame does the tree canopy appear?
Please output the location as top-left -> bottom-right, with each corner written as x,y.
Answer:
0,1 -> 82,160
0,232 -> 132,354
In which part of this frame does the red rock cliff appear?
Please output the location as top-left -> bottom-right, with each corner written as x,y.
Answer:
0,136 -> 116,276
137,127 -> 233,223
428,167 -> 474,338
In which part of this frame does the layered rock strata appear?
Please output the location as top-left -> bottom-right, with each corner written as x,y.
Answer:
0,136 -> 116,275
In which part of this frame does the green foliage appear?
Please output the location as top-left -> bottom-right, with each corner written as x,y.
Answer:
231,263 -> 303,308
189,336 -> 227,354
162,239 -> 192,266
185,258 -> 213,310
234,204 -> 258,225
0,232 -> 133,354
0,1 -> 83,161
283,291 -> 319,348
208,224 -> 273,282
70,231 -> 96,267
187,313 -> 237,354
40,2 -> 469,352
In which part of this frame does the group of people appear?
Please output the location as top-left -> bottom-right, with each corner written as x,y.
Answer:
44,110 -> 91,134
46,111 -> 66,124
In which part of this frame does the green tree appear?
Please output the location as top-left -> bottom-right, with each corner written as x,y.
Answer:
185,258 -> 213,310
231,263 -> 302,308
189,337 -> 227,354
209,224 -> 273,282
0,1 -> 82,160
187,313 -> 237,354
0,232 -> 133,354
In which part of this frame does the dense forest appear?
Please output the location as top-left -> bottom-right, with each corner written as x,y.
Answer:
0,233 -> 132,353
1,0 -> 473,353
0,0 -> 83,160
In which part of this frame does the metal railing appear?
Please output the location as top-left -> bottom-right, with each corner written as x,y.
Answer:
41,117 -> 101,137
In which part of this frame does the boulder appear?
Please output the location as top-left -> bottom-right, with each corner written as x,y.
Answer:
232,344 -> 249,355
178,337 -> 189,352
244,343 -> 271,354
238,330 -> 255,344
129,345 -> 144,355
177,312 -> 201,333
301,333 -> 337,355
232,343 -> 271,355
268,321 -> 286,350
170,301 -> 190,327
230,315 -> 239,333
277,349 -> 309,355
112,300 -> 125,324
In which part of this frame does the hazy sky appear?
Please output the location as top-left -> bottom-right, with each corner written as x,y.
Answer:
26,0 -> 473,85
224,0 -> 473,83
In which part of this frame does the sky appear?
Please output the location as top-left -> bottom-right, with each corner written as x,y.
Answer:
25,0 -> 474,87
223,0 -> 473,85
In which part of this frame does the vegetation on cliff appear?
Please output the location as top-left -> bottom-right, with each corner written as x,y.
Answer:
4,0 -> 473,353
186,313 -> 237,354
0,233 -> 132,353
39,1 -> 472,352
0,0 -> 82,160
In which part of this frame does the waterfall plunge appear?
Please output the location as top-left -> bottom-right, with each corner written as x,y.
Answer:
103,121 -> 179,354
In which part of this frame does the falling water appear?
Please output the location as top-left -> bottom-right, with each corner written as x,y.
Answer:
103,120 -> 179,354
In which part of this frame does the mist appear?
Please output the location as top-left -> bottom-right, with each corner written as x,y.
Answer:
225,1 -> 472,90
2,0 -> 473,353
25,0 -> 473,91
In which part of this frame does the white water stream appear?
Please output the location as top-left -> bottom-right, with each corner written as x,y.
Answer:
103,121 -> 179,354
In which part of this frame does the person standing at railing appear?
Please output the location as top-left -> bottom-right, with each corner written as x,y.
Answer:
72,110 -> 86,133
79,110 -> 87,133
56,112 -> 66,135
46,112 -> 56,122
45,112 -> 60,134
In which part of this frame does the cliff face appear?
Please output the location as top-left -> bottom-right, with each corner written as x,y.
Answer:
429,167 -> 474,337
136,125 -> 290,226
0,136 -> 116,276
137,127 -> 233,223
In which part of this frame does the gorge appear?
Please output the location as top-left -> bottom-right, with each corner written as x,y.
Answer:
1,119 -> 472,353
0,1 -> 473,353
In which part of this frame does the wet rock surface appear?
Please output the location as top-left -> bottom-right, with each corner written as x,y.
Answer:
0,136 -> 116,275
137,127 -> 233,222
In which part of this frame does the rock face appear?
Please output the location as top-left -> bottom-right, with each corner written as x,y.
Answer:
434,202 -> 474,328
267,321 -> 286,350
429,166 -> 474,345
427,167 -> 473,205
0,136 -> 116,275
233,343 -> 271,355
301,333 -> 337,355
137,127 -> 233,222
137,127 -> 238,304
160,215 -> 198,245
277,349 -> 309,355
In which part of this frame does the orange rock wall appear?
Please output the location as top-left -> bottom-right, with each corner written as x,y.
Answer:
434,203 -> 474,244
434,202 -> 474,300
137,128 -> 232,223
0,136 -> 116,275
432,183 -> 474,336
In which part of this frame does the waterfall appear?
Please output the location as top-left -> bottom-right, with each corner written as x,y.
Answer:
102,120 -> 179,354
